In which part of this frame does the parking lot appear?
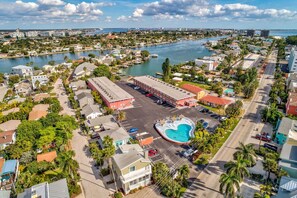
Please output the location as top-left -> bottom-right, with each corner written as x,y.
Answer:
116,81 -> 220,170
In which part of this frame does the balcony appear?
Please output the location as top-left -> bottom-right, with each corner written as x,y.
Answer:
120,167 -> 151,183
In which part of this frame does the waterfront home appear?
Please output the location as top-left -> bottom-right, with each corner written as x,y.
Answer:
275,117 -> 296,145
28,104 -> 49,121
279,133 -> 297,178
275,176 -> 297,197
195,59 -> 218,71
43,64 -> 57,73
81,104 -> 102,119
72,62 -> 97,79
17,178 -> 69,198
0,130 -> 16,150
200,95 -> 232,109
31,75 -> 49,89
84,115 -> 119,132
98,127 -> 130,148
76,92 -> 94,108
112,148 -> 152,194
37,151 -> 57,163
14,81 -> 32,96
0,120 -> 21,132
286,92 -> 297,116
0,158 -> 19,189
88,77 -> 135,110
181,84 -> 207,100
69,80 -> 87,91
12,65 -> 33,77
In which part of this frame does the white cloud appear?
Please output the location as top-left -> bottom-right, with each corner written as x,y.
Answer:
132,0 -> 297,21
37,0 -> 65,6
15,1 -> 39,10
105,16 -> 112,22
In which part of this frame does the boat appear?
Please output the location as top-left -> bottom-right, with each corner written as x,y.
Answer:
151,54 -> 158,58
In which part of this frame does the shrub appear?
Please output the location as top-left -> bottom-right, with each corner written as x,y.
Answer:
100,167 -> 110,176
114,192 -> 122,198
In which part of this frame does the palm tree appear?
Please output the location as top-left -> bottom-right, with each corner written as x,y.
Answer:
254,193 -> 270,198
263,158 -> 278,181
224,155 -> 250,182
117,111 -> 126,121
234,142 -> 256,167
56,151 -> 78,179
219,172 -> 241,198
177,164 -> 189,186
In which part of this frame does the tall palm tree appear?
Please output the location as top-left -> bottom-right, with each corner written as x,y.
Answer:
56,151 -> 78,179
219,172 -> 241,198
234,142 -> 256,167
263,158 -> 278,181
224,155 -> 250,181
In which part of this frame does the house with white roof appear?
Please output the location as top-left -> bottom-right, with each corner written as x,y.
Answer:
72,62 -> 97,79
12,65 -> 33,77
31,75 -> 49,89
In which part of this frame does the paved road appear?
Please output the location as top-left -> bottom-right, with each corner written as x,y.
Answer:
52,78 -> 75,116
184,52 -> 277,198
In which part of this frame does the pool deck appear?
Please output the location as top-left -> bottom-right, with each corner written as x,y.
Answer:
155,117 -> 195,145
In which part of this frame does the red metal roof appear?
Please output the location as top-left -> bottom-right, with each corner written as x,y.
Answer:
200,95 -> 232,106
181,84 -> 204,94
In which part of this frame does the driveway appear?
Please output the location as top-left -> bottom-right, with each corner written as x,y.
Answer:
72,129 -> 112,198
52,78 -> 75,116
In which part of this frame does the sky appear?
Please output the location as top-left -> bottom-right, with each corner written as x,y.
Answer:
0,0 -> 297,29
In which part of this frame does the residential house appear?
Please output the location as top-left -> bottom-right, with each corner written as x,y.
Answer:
287,73 -> 297,92
194,59 -> 218,71
12,65 -> 33,77
81,104 -> 102,119
289,48 -> 297,73
74,89 -> 91,96
275,117 -> 296,145
181,84 -> 207,100
37,151 -> 57,163
33,93 -> 50,102
200,95 -> 233,109
112,148 -> 151,194
0,131 -> 16,150
1,107 -> 20,116
8,98 -> 26,104
0,120 -> 21,132
14,81 -> 32,96
72,62 -> 97,79
279,127 -> 297,178
84,115 -> 119,132
76,92 -> 94,108
98,127 -> 130,147
29,104 -> 49,120
31,75 -> 49,89
275,176 -> 297,197
286,92 -> 297,116
0,159 -> 19,189
43,65 -> 57,73
69,80 -> 87,91
17,178 -> 69,198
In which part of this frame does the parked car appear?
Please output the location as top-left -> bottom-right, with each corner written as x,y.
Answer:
219,116 -> 227,121
263,143 -> 278,152
200,108 -> 209,113
255,133 -> 271,142
134,86 -> 140,90
91,132 -> 100,139
183,149 -> 198,158
202,122 -> 209,129
148,149 -> 158,157
146,93 -> 153,97
199,119 -> 205,123
128,128 -> 139,133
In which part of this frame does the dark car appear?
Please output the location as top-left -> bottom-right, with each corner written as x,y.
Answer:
91,132 -> 100,139
202,122 -> 209,129
255,133 -> 271,142
199,119 -> 205,123
128,128 -> 139,133
200,108 -> 209,113
264,143 -> 278,152
148,149 -> 158,157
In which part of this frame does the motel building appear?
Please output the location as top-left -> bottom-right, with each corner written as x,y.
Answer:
87,77 -> 135,110
133,75 -> 196,107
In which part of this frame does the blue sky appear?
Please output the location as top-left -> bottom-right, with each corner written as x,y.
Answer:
0,0 -> 297,29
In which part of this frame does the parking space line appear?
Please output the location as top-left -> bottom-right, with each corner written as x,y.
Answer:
153,137 -> 162,141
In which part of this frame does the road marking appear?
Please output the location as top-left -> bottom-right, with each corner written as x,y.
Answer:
153,137 -> 162,140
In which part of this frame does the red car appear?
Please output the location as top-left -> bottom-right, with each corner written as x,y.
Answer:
148,149 -> 158,157
255,134 -> 271,142
146,93 -> 153,97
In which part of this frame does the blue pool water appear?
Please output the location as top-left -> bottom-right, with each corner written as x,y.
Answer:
165,124 -> 192,143
224,88 -> 234,94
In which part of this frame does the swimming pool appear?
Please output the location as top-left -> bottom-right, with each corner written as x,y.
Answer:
165,124 -> 192,143
224,88 -> 234,95
155,117 -> 195,144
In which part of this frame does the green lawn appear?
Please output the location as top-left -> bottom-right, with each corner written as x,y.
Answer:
179,81 -> 212,91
